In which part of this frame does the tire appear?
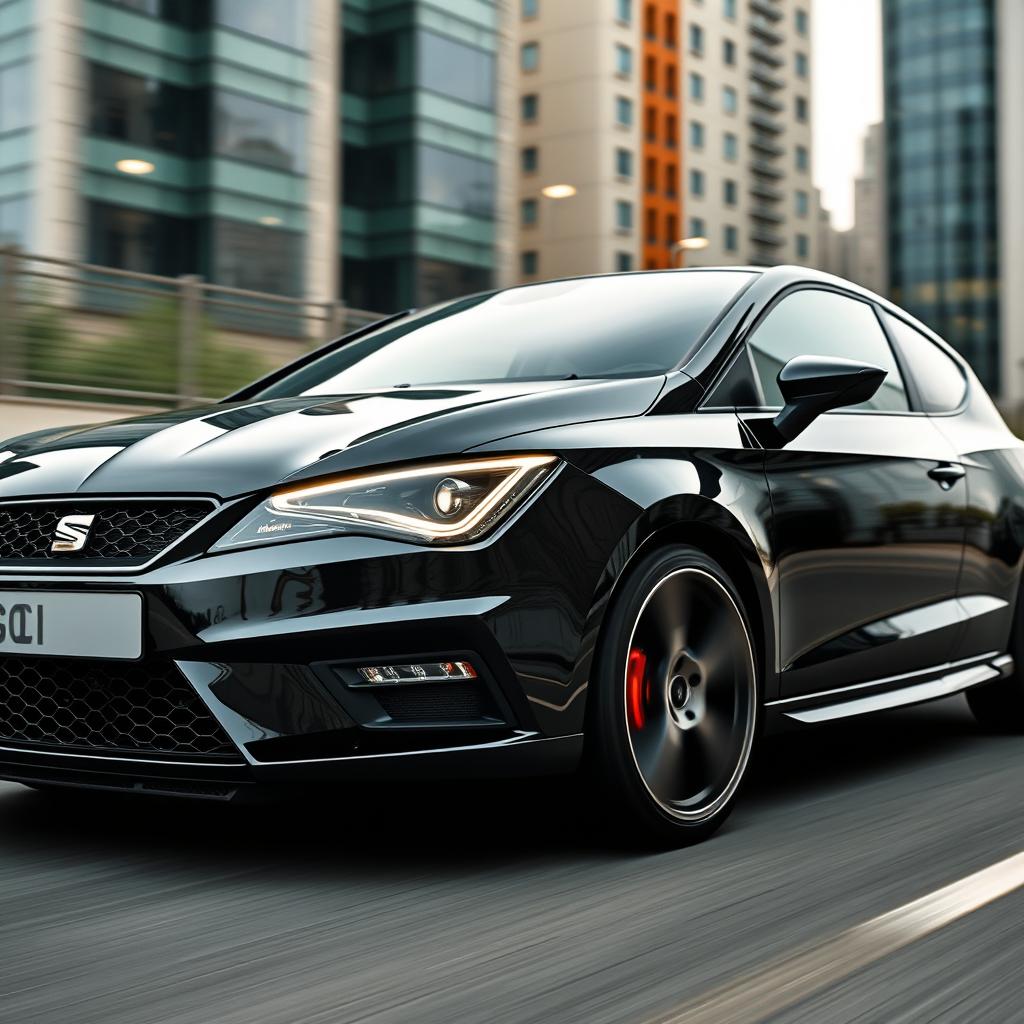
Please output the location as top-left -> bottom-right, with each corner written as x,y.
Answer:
585,544 -> 760,847
966,598 -> 1024,732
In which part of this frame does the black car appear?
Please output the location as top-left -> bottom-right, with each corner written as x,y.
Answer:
1,266 -> 1022,845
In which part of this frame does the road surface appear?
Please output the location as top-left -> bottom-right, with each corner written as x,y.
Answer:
1,696 -> 1023,1024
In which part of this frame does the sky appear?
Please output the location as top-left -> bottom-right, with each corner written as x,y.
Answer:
812,0 -> 883,230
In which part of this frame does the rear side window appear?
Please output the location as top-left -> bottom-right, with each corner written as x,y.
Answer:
882,312 -> 967,413
747,289 -> 909,412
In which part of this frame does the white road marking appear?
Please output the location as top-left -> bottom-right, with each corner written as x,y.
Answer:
651,851 -> 1024,1024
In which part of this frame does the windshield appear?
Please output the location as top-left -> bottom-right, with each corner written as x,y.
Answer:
256,270 -> 756,397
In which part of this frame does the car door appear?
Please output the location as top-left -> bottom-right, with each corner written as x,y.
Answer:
735,287 -> 967,698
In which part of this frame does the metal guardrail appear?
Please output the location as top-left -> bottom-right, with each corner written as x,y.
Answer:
0,248 -> 385,409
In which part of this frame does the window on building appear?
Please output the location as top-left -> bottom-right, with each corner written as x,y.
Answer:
665,12 -> 677,46
419,31 -> 496,110
795,95 -> 808,122
723,38 -> 736,65
748,290 -> 908,411
689,216 -> 706,239
689,72 -> 704,100
522,0 -> 538,18
617,200 -> 634,232
666,163 -> 678,195
646,208 -> 658,243
87,200 -> 198,280
666,64 -> 677,97
795,52 -> 808,78
211,217 -> 304,296
616,252 -> 633,272
689,24 -> 704,55
617,95 -> 634,126
665,113 -> 677,147
795,190 -> 809,217
521,93 -> 538,121
645,56 -> 657,90
796,144 -> 809,171
645,3 -> 656,37
521,146 -> 538,173
214,90 -> 307,173
419,146 -> 495,217
723,132 -> 738,161
617,0 -> 632,25
724,0 -> 736,18
521,42 -> 540,72
723,85 -> 737,114
796,233 -> 809,258
645,156 -> 657,192
88,63 -> 201,157
796,7 -> 809,36
616,44 -> 633,76
0,62 -> 32,134
666,214 -> 679,245
0,196 -> 31,249
216,0 -> 309,51
521,198 -> 538,225
724,178 -> 738,205
724,224 -> 738,251
616,147 -> 634,178
645,106 -> 657,140
690,168 -> 705,196
521,250 -> 538,276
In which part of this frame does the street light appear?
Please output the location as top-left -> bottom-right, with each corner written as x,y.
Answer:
671,236 -> 710,268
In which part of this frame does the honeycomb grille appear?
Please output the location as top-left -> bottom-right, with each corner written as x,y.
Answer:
0,656 -> 240,759
0,501 -> 213,565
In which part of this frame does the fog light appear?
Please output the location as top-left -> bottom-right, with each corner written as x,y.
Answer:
355,661 -> 478,686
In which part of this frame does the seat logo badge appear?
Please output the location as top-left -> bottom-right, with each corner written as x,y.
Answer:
51,514 -> 96,553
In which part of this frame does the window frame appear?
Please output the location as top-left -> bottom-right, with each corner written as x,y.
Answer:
699,283 -> 925,416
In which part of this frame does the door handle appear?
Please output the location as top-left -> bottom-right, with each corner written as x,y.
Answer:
928,464 -> 966,489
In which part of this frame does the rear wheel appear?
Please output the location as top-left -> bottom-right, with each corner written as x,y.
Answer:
586,545 -> 759,846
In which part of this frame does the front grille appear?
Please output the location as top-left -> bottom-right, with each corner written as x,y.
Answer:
0,501 -> 213,566
0,656 -> 240,760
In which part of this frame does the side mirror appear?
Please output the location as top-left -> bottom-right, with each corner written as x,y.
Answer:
773,355 -> 887,443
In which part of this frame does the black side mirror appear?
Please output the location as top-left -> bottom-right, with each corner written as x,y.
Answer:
773,355 -> 887,443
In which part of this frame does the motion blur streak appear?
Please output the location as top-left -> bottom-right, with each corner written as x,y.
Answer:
652,851 -> 1024,1023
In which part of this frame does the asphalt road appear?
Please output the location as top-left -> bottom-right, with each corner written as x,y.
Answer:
2,696 -> 1024,1024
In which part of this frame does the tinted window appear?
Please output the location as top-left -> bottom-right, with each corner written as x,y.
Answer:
216,0 -> 309,50
256,271 -> 756,395
418,32 -> 495,110
883,312 -> 966,412
210,219 -> 303,297
88,64 -> 203,157
214,91 -> 306,174
749,289 -> 909,412
418,147 -> 495,218
0,62 -> 32,133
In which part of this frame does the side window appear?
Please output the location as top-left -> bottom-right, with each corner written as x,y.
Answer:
881,312 -> 967,413
748,289 -> 909,412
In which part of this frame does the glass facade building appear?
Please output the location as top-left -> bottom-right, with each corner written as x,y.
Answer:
883,0 -> 1000,391
0,0 -> 503,311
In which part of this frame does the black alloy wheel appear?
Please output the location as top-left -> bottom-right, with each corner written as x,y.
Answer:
588,545 -> 759,846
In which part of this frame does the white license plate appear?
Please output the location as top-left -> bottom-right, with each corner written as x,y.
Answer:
0,591 -> 143,660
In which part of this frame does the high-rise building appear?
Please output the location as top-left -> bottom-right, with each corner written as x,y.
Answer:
0,0 -> 509,312
848,121 -> 886,297
514,0 -> 818,281
884,0 -> 1023,402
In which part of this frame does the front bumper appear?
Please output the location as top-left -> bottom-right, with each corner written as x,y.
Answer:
0,466 -> 637,796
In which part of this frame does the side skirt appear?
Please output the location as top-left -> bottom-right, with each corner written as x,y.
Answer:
765,653 -> 1013,725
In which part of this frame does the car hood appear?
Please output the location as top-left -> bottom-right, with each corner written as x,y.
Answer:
0,377 -> 665,500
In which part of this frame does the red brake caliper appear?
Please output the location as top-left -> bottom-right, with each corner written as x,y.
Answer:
627,648 -> 647,729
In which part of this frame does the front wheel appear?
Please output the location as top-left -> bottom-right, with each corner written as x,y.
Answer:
586,545 -> 760,847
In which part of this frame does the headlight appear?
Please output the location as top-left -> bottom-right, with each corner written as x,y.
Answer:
213,455 -> 559,550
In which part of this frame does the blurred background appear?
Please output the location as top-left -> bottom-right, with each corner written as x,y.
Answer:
0,0 -> 1018,435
